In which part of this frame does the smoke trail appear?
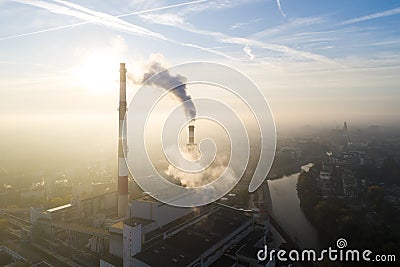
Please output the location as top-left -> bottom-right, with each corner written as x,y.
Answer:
134,57 -> 196,119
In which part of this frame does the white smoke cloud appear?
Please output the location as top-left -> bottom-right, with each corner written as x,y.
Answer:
164,146 -> 234,188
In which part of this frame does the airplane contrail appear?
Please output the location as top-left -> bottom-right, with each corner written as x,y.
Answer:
276,0 -> 286,18
3,0 -> 236,60
341,7 -> 400,25
1,0 -> 206,41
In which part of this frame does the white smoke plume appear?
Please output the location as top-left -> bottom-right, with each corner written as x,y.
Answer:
164,146 -> 235,188
130,54 -> 196,119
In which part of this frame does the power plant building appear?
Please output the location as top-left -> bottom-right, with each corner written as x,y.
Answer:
101,198 -> 257,267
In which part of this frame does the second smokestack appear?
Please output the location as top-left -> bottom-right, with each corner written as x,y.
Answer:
188,124 -> 195,145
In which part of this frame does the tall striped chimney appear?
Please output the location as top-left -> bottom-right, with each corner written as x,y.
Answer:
188,125 -> 195,145
118,63 -> 128,217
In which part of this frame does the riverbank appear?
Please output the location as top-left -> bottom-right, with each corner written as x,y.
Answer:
268,170 -> 319,249
297,164 -> 400,255
267,158 -> 319,180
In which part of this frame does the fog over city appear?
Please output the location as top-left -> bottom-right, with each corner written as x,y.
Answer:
1,0 -> 399,266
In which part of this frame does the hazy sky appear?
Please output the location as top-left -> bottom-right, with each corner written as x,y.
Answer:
0,0 -> 399,129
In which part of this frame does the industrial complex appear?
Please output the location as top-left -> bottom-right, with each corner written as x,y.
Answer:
0,63 -> 289,267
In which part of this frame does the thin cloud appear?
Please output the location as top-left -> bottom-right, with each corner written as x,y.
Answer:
120,0 -> 207,17
0,22 -> 86,41
11,0 -> 166,40
6,0 -> 236,60
243,45 -> 255,60
140,13 -> 335,63
140,13 -> 187,27
230,18 -> 262,30
179,0 -> 258,16
178,42 -> 238,61
2,0 -> 205,41
250,16 -> 325,40
276,0 -> 286,18
341,7 -> 400,25
0,61 -> 17,65
231,37 -> 335,63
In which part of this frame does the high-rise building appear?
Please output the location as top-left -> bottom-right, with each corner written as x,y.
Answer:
343,121 -> 348,136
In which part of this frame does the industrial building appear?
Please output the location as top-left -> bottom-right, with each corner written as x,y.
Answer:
101,198 -> 261,267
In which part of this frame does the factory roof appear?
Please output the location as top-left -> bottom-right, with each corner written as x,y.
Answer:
133,206 -> 253,267
101,254 -> 123,267
224,230 -> 265,257
110,217 -> 154,234
109,221 -> 123,232
209,255 -> 236,266
124,217 -> 154,228
144,205 -> 213,243
236,245 -> 262,260
134,194 -> 157,203
79,190 -> 116,202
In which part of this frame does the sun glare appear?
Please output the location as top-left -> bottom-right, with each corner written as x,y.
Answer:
77,51 -> 119,92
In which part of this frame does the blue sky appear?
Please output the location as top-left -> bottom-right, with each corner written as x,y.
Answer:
0,0 -> 399,127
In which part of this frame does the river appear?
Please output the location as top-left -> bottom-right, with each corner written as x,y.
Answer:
268,165 -> 319,249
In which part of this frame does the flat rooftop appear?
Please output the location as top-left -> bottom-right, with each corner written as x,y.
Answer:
110,221 -> 124,232
124,217 -> 154,228
133,206 -> 253,267
144,205 -> 212,242
110,217 -> 153,233
210,255 -> 236,267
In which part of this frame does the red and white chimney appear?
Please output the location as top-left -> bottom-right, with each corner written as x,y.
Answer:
118,63 -> 128,217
